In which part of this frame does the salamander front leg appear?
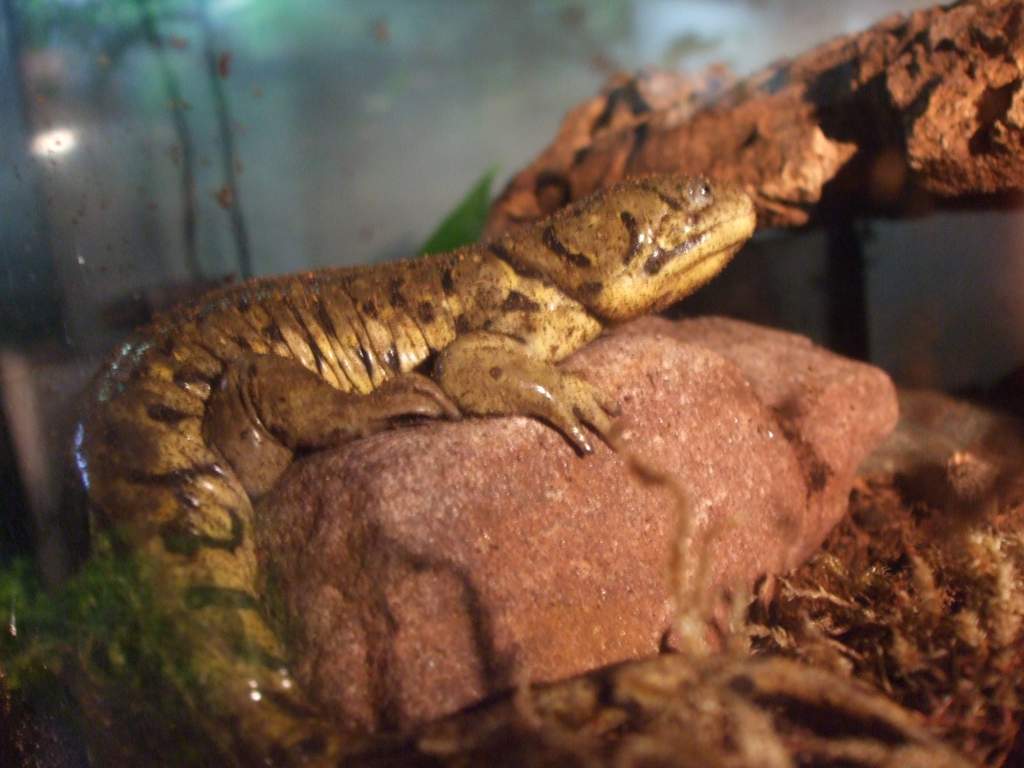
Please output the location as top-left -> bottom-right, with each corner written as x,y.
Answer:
205,354 -> 460,496
434,331 -> 619,454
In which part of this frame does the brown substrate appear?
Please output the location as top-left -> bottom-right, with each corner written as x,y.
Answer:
748,391 -> 1024,766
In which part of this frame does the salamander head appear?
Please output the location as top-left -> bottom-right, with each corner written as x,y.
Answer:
512,175 -> 756,322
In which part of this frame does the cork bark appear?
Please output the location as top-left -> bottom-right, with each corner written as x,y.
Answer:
486,0 -> 1024,235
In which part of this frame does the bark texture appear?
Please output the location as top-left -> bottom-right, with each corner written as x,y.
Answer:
486,0 -> 1024,235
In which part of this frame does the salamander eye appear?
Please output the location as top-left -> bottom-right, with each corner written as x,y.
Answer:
689,180 -> 713,205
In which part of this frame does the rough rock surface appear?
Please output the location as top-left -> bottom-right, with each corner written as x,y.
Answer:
486,0 -> 1024,235
257,317 -> 897,731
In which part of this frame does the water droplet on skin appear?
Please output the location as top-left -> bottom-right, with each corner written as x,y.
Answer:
276,668 -> 294,690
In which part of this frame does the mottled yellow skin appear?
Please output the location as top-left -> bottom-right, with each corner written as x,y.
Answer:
78,175 -> 755,764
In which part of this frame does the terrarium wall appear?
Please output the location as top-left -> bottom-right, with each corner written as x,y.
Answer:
1,0 -> 1022,574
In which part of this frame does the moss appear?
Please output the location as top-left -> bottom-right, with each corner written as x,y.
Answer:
0,533 -> 222,766
747,475 -> 1024,766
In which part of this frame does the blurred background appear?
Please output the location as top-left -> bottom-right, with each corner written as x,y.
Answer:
2,0 -> 1023,580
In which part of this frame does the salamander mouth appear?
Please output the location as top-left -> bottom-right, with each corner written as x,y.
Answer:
659,207 -> 757,279
643,232 -> 708,276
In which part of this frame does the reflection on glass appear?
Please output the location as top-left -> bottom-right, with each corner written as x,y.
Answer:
29,126 -> 77,157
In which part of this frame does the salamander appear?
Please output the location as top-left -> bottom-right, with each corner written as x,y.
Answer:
77,174 -> 756,764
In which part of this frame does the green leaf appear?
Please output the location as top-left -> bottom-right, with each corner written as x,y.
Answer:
420,166 -> 498,255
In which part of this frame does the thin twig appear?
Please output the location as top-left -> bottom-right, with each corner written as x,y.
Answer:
198,0 -> 252,279
135,0 -> 200,277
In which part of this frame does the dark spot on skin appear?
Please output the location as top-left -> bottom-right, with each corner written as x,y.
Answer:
262,690 -> 318,721
262,322 -> 286,344
572,146 -> 591,166
309,342 -> 327,375
578,281 -> 604,298
384,344 -> 400,372
147,403 -> 190,424
591,668 -> 619,709
125,362 -> 149,383
455,315 -> 471,334
502,290 -> 540,313
388,278 -> 406,309
441,268 -> 456,295
652,188 -> 683,210
313,297 -> 339,340
283,297 -> 327,376
534,171 -> 571,213
645,178 -> 712,211
159,507 -> 244,557
361,300 -> 378,319
157,337 -> 176,356
488,242 -> 513,262
417,302 -> 435,324
643,249 -> 669,276
266,423 -> 291,445
356,345 -> 375,379
173,367 -> 214,389
642,233 -> 706,276
728,674 -> 756,696
183,583 -> 260,610
543,225 -> 592,269
175,489 -> 200,509
418,349 -> 438,373
620,210 -> 642,265
490,243 -> 546,282
489,366 -> 503,380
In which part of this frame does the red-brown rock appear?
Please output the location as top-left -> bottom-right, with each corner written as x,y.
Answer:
485,0 -> 1024,235
257,317 -> 897,731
